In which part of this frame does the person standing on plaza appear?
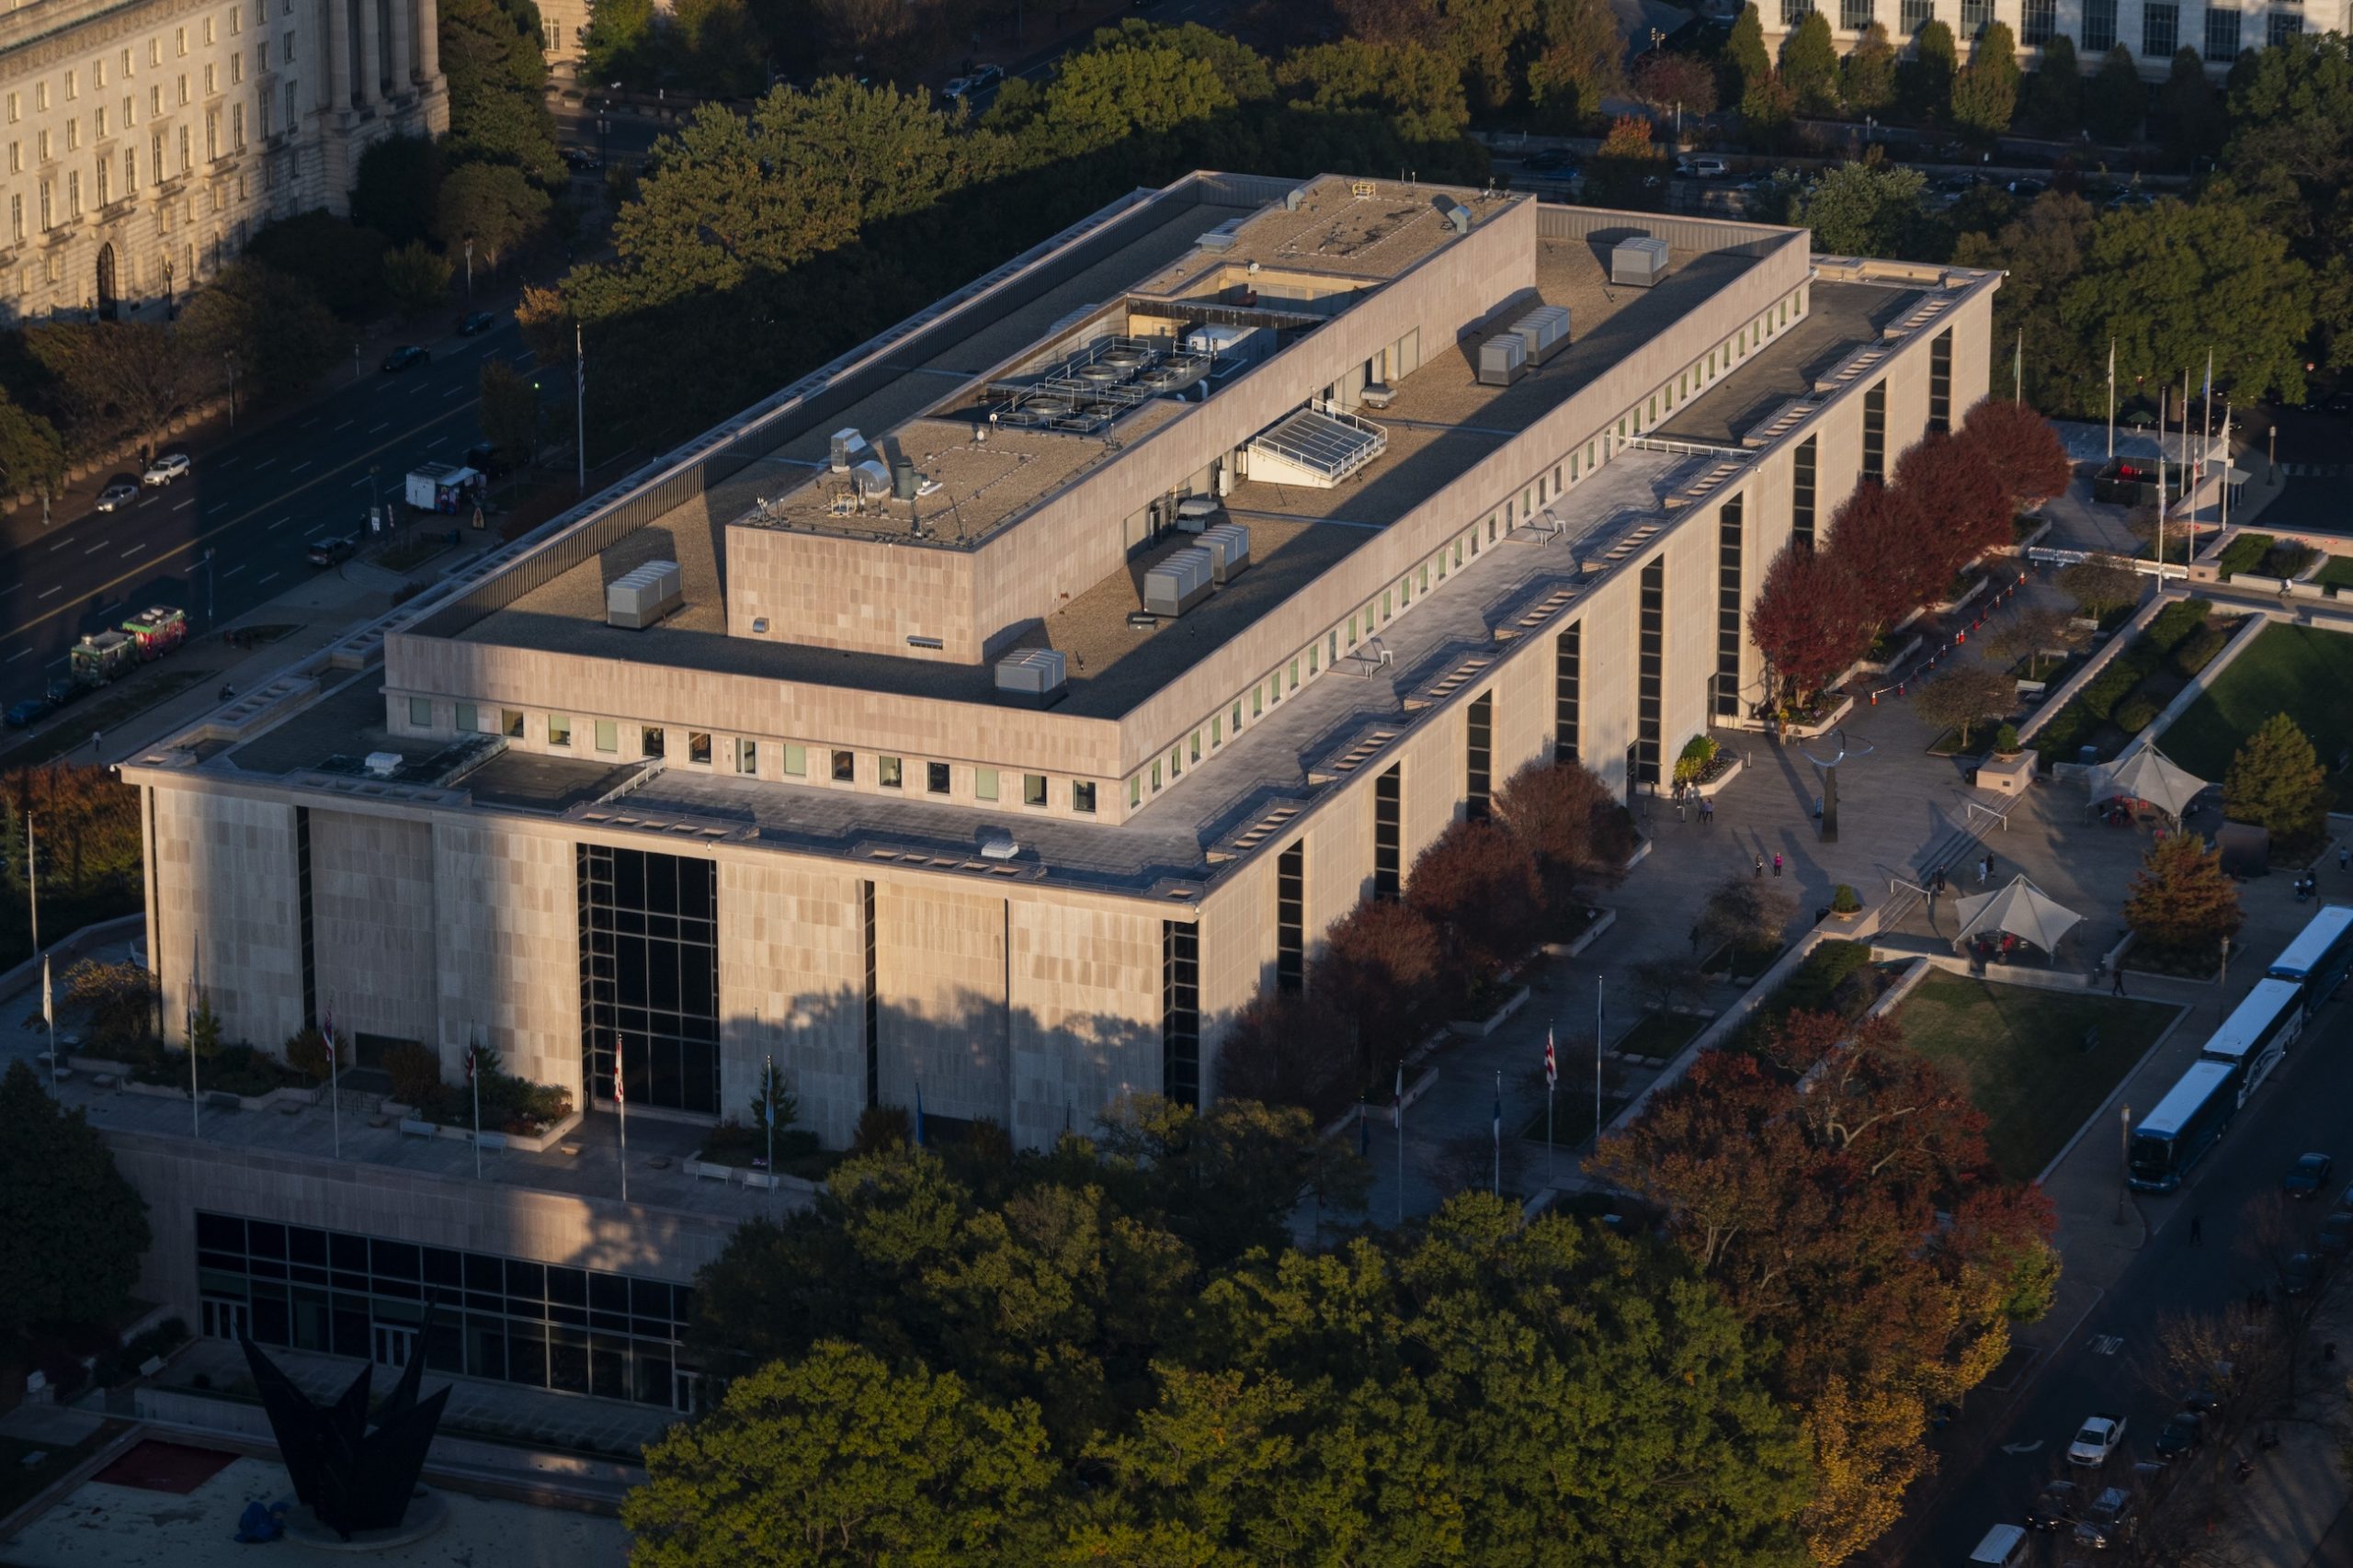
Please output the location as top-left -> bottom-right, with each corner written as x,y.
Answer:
1772,852 -> 1783,877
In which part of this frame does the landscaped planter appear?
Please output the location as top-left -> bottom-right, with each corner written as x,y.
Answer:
1688,752 -> 1744,797
1620,837 -> 1653,872
113,1077 -> 317,1114
1448,984 -> 1531,1040
1778,696 -> 1855,739
1542,906 -> 1617,960
1930,574 -> 1988,615
1853,635 -> 1922,676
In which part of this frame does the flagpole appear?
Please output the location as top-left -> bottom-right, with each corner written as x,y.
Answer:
2156,447 -> 2167,597
189,932 -> 201,1138
1545,1022 -> 1556,1187
2013,328 -> 2023,404
765,1051 -> 775,1186
2221,401 -> 2233,532
1393,1062 -> 1404,1227
470,1033 -> 483,1181
617,1035 -> 628,1204
1491,1069 -> 1501,1199
29,813 -> 53,1088
327,1001 -> 340,1161
1595,975 -> 1604,1143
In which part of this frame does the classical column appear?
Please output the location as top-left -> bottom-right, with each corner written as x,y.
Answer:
357,0 -> 384,105
387,0 -> 413,89
323,0 -> 352,112
415,0 -> 439,83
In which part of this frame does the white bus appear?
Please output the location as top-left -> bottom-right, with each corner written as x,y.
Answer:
2268,903 -> 2353,999
2199,977 -> 2303,1106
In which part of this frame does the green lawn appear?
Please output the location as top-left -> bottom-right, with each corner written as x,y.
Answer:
1893,972 -> 2180,1182
2160,623 -> 2353,804
2316,556 -> 2353,592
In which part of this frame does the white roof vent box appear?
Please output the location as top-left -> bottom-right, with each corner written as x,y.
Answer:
980,835 -> 1020,861
607,559 -> 684,630
995,647 -> 1068,709
363,751 -> 404,778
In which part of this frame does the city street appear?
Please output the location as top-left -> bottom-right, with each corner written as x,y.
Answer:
2240,403 -> 2353,537
0,317 -> 533,716
1913,966 -> 2353,1560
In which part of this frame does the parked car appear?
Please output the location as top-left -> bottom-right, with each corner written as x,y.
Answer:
1519,147 -> 1576,174
464,441 -> 512,479
943,65 -> 1002,100
142,451 -> 191,485
2285,1152 -> 2335,1199
306,534 -> 357,567
2026,1477 -> 2084,1531
560,147 -> 602,173
1677,155 -> 1731,178
2006,177 -> 2049,197
457,310 -> 500,336
2318,1209 -> 2353,1256
94,479 -> 141,512
4,696 -> 52,728
2326,392 -> 2353,416
43,676 -> 77,710
2152,1410 -> 2203,1462
2073,1484 -> 2138,1550
381,346 -> 432,373
2104,187 -> 2155,210
2068,1413 -> 2128,1467
2282,1251 -> 2320,1295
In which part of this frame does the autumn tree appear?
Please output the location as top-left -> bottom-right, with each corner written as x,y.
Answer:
1632,51 -> 1719,118
1915,660 -> 2018,750
1404,817 -> 1541,986
1893,426 -> 2013,578
2122,832 -> 2243,956
1692,873 -> 1798,960
1975,600 -> 2073,679
1489,756 -> 1631,916
1957,396 -> 2075,511
1313,896 -> 1444,1086
1213,986 -> 1355,1120
1586,113 -> 1666,207
2222,711 -> 2330,848
1593,1011 -> 2057,1563
60,960 -> 158,1056
1825,482 -> 1942,630
2057,552 -> 2141,619
1749,543 -> 1873,707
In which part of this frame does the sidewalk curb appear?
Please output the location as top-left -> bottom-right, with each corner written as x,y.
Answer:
2034,1002 -> 2196,1187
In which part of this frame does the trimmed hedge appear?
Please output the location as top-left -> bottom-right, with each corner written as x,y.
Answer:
2115,696 -> 2159,734
2144,598 -> 2210,655
1730,939 -> 1880,1053
2216,533 -> 2274,579
2174,625 -> 2229,676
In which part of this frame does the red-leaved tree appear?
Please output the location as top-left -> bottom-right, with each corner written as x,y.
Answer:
1748,544 -> 1875,708
1824,483 -> 1939,631
1404,817 -> 1541,989
1313,897 -> 1444,1086
1958,397 -> 2074,512
1894,428 -> 2012,580
1490,757 -> 1632,917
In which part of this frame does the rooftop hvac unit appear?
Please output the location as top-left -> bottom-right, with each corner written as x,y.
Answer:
1198,522 -> 1251,584
850,459 -> 892,499
829,427 -> 870,472
606,559 -> 684,630
1284,186 -> 1306,211
994,647 -> 1068,708
1443,201 -> 1472,235
1358,381 -> 1397,410
1143,547 -> 1215,618
1610,236 -> 1670,288
1198,217 -> 1247,252
1478,332 -> 1528,387
1175,494 -> 1223,532
980,835 -> 1020,861
892,457 -> 920,500
1186,324 -> 1268,365
363,752 -> 403,778
1506,303 -> 1572,365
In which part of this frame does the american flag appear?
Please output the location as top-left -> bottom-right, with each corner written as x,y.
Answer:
612,1039 -> 624,1105
1544,1028 -> 1557,1091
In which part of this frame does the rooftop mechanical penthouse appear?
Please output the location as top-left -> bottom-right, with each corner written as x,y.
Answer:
125,170 -> 2000,1157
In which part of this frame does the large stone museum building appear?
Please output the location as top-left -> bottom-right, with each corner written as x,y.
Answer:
101,173 -> 1995,1409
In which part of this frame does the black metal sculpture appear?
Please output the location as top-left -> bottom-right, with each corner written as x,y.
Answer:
238,1299 -> 451,1540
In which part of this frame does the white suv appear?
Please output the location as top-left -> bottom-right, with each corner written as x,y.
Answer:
142,452 -> 191,485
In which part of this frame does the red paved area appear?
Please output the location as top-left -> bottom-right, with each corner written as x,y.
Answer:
89,1439 -> 237,1494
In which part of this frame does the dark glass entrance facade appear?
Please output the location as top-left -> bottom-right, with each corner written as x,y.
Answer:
578,845 -> 722,1115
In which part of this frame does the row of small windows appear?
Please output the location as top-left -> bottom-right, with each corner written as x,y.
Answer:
1788,0 -> 2287,41
3,7 -> 275,125
419,699 -> 1097,816
1126,287 -> 1802,812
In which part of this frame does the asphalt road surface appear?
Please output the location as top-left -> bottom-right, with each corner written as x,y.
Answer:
2244,403 -> 2353,537
1916,977 -> 2353,1559
0,317 -> 531,713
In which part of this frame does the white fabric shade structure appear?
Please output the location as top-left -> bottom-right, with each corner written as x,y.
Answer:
1952,875 -> 2084,955
2087,746 -> 2209,823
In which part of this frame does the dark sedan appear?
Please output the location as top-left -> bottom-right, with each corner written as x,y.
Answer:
457,311 -> 500,336
2286,1152 -> 2335,1199
2026,1477 -> 2083,1531
4,696 -> 51,729
381,346 -> 432,372
2153,1411 -> 2203,1462
306,535 -> 358,567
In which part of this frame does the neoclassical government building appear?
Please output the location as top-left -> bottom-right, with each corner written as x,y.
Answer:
0,0 -> 445,323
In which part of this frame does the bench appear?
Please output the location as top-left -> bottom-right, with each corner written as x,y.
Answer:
398,1118 -> 438,1140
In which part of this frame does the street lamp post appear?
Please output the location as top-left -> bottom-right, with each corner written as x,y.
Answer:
224,354 -> 237,431
463,235 -> 475,302
2116,1103 -> 2131,1224
354,342 -> 363,383
369,464 -> 382,530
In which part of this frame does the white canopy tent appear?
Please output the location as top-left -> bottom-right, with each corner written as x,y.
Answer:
1953,875 -> 2085,955
2087,746 -> 2209,824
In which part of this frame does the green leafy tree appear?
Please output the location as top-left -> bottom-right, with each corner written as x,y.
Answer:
61,960 -> 158,1056
1528,0 -> 1628,122
2156,45 -> 2224,166
1841,22 -> 1899,116
438,0 -> 562,176
350,134 -> 444,247
1779,11 -> 1840,115
1276,39 -> 1471,143
2024,33 -> 2082,134
435,162 -> 551,270
383,241 -> 455,319
2122,832 -> 2243,954
1951,20 -> 2021,137
1914,659 -> 2017,748
1790,160 -> 1932,256
245,210 -> 391,322
23,321 -> 188,460
2222,711 -> 2330,846
2059,192 -> 2315,405
1951,190 -> 2098,411
0,389 -> 65,514
670,0 -> 767,97
478,358 -> 539,465
177,260 -> 343,401
2056,551 -> 2141,619
2222,33 -> 2353,255
1903,18 -> 1959,123
1723,3 -> 1772,107
623,1342 -> 1059,1567
2085,42 -> 2144,143
0,1061 -> 152,1338
580,0 -> 654,85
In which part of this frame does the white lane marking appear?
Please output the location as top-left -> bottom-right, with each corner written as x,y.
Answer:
121,541 -> 147,558
6,649 -> 27,663
222,563 -> 249,578
267,517 -> 290,530
290,460 -> 313,473
258,572 -> 281,585
173,498 -> 194,510
85,541 -> 110,556
300,417 -> 320,428
351,478 -> 372,489
253,458 -> 278,471
334,420 -> 356,432
442,385 -> 465,398
368,422 -> 391,434
425,437 -> 449,449
51,539 -> 70,551
214,454 -> 241,468
38,585 -> 62,599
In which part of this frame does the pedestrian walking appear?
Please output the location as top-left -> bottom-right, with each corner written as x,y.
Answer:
1772,852 -> 1783,877
2111,966 -> 2127,996
1701,798 -> 1714,825
1932,867 -> 1947,897
2338,845 -> 2348,873
1676,798 -> 1686,823
2189,1213 -> 2203,1245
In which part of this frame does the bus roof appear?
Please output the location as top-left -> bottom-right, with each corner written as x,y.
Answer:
2201,978 -> 2304,1063
2269,903 -> 2353,979
2138,1060 -> 2238,1139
